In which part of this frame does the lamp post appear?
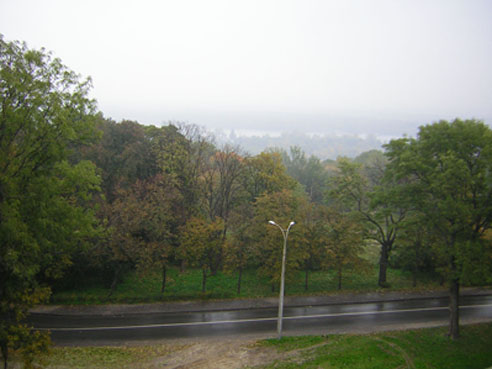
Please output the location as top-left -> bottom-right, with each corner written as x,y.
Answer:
268,220 -> 295,339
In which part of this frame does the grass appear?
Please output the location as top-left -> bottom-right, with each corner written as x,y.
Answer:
31,344 -> 185,369
50,265 -> 442,305
15,323 -> 492,368
257,323 -> 492,369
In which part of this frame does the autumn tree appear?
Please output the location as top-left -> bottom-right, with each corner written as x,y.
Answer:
202,146 -> 246,273
101,174 -> 181,295
323,207 -> 366,290
385,119 -> 492,339
252,189 -> 307,291
148,123 -> 215,271
296,202 -> 329,291
179,217 -> 225,293
0,36 -> 100,368
242,152 -> 297,201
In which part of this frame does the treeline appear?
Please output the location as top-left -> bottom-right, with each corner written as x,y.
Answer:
2,35 -> 492,368
63,119 -> 376,298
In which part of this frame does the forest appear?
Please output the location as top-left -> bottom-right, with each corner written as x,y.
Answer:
1,35 -> 492,366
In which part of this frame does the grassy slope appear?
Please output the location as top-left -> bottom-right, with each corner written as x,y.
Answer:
27,323 -> 492,368
51,266 -> 440,305
258,323 -> 492,369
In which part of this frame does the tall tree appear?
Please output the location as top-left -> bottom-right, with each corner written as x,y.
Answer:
385,119 -> 492,339
251,189 -> 307,291
178,217 -> 225,293
323,207 -> 366,290
0,36 -> 100,368
82,118 -> 155,202
202,146 -> 245,273
296,202 -> 328,291
101,174 -> 181,296
329,157 -> 406,287
282,146 -> 328,203
242,152 -> 297,201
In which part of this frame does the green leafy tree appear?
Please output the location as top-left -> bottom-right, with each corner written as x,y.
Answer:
81,119 -> 156,202
392,215 -> 437,287
385,119 -> 492,339
149,123 -> 215,271
282,146 -> 328,203
329,157 -> 406,287
0,36 -> 100,368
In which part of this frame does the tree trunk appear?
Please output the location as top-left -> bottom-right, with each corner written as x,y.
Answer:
107,263 -> 121,298
2,342 -> 8,369
202,268 -> 207,293
338,267 -> 342,290
161,264 -> 167,293
305,268 -> 309,291
237,268 -> 242,295
449,278 -> 460,340
412,264 -> 418,288
378,243 -> 389,287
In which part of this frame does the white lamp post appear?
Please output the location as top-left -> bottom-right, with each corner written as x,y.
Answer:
268,220 -> 295,339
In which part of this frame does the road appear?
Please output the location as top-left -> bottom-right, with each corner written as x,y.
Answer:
29,294 -> 492,345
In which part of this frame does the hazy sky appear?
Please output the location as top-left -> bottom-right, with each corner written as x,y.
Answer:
1,0 -> 491,136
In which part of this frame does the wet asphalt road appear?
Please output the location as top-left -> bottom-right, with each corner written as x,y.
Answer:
29,294 -> 492,345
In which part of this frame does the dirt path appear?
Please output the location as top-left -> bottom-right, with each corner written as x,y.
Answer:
152,338 -> 279,369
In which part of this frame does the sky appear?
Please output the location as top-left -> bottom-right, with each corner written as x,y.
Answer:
1,0 -> 491,137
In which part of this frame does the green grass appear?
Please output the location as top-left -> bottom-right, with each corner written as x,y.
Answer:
36,344 -> 185,369
257,323 -> 492,369
51,265 -> 441,305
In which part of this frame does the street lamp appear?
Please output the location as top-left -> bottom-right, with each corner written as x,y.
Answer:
268,220 -> 295,339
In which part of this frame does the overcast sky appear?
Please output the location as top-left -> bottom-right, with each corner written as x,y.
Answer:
1,0 -> 491,137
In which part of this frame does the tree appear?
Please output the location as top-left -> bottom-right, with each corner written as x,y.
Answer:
102,174 -> 181,296
251,189 -> 307,291
242,152 -> 297,201
282,146 -> 328,203
81,119 -> 156,202
296,202 -> 328,291
0,36 -> 100,368
392,215 -> 436,287
323,207 -> 366,290
223,208 -> 255,295
329,157 -> 406,287
202,146 -> 246,273
385,119 -> 492,339
136,175 -> 182,293
178,217 -> 225,293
